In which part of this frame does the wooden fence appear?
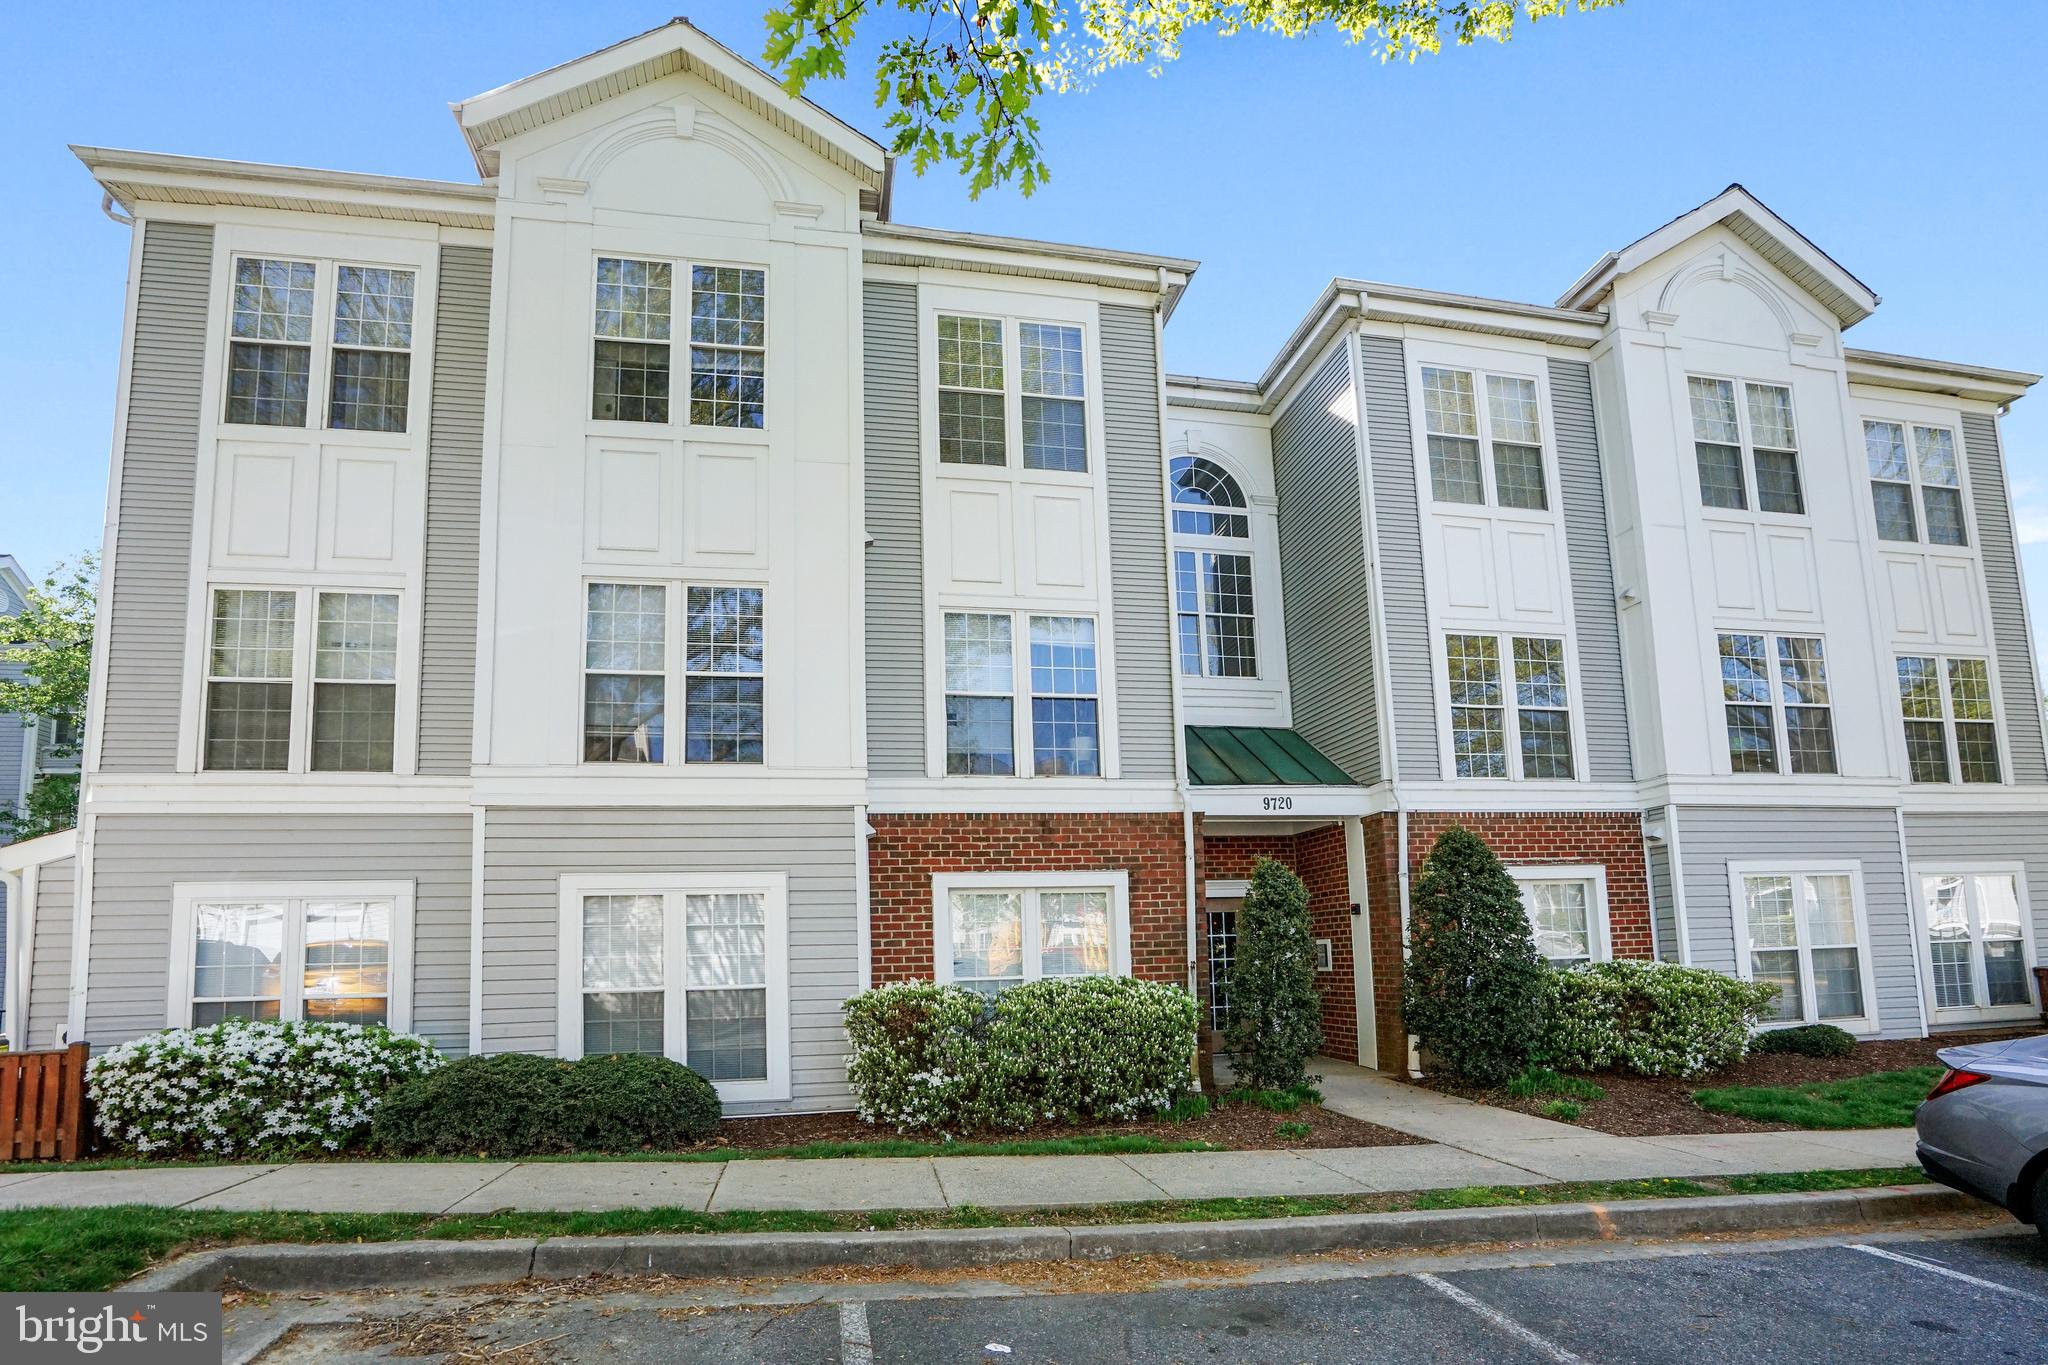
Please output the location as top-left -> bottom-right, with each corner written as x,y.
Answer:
0,1042 -> 91,1162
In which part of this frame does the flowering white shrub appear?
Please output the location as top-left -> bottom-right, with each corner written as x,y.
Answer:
843,978 -> 1198,1135
87,1018 -> 443,1159
1533,960 -> 1779,1078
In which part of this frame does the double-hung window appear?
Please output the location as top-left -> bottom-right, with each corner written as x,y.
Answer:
560,874 -> 789,1101
592,258 -> 766,427
1687,377 -> 1804,514
204,587 -> 400,773
1170,457 -> 1258,678
940,611 -> 1102,777
1509,868 -> 1608,967
582,582 -> 765,765
1864,420 -> 1966,546
1421,367 -> 1548,509
1735,868 -> 1871,1029
1717,633 -> 1836,775
1897,655 -> 2001,784
934,873 -> 1129,991
172,883 -> 410,1030
1916,870 -> 2035,1018
935,313 -> 1089,471
1444,633 -> 1575,779
226,257 -> 417,432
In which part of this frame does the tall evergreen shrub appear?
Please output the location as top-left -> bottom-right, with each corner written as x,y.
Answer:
1402,826 -> 1546,1085
1222,857 -> 1322,1089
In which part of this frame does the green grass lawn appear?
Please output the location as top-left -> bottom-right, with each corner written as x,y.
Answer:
1692,1067 -> 1941,1129
0,1167 -> 1928,1294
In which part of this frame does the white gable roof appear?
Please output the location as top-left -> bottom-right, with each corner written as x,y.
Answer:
451,18 -> 887,190
1558,184 -> 1880,329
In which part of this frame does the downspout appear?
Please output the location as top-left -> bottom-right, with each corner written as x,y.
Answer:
855,805 -> 875,992
1,866 -> 23,1048
99,192 -> 134,227
1896,805 -> 1929,1038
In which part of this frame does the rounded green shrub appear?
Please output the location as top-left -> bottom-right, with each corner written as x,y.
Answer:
88,1018 -> 442,1159
374,1051 -> 727,1155
561,1052 -> 722,1148
1748,1023 -> 1857,1059
1402,826 -> 1546,1086
842,977 -> 1198,1135
1534,960 -> 1780,1078
1221,858 -> 1322,1090
372,1053 -> 575,1156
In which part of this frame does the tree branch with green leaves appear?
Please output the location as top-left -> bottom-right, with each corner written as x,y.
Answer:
0,554 -> 95,840
764,0 -> 1623,196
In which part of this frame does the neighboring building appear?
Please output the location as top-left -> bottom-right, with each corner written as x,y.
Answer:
22,21 -> 2037,1095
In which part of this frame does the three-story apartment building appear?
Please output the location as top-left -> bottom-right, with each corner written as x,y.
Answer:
3,21 -> 2038,1107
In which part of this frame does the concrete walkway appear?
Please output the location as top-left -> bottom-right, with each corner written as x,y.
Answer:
0,1058 -> 1918,1215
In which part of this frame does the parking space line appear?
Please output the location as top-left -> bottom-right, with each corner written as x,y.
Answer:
1413,1273 -> 1587,1363
839,1300 -> 875,1365
1848,1244 -> 2044,1301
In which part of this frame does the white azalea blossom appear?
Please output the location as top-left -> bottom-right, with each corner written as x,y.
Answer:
87,1019 -> 442,1159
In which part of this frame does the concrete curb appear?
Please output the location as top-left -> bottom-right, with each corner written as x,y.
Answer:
129,1185 -> 1979,1293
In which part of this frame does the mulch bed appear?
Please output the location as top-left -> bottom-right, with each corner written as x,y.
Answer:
1408,1027 -> 2039,1136
711,1092 -> 1422,1153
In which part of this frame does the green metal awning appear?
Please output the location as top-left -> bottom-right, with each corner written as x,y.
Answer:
1184,726 -> 1355,786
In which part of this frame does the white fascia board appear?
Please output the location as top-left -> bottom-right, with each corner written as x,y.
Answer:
0,828 -> 77,874
452,18 -> 885,183
1557,186 -> 1879,327
1186,785 -> 1375,819
1845,349 -> 2040,407
862,222 -> 1195,316
74,146 -> 495,228
1166,375 -> 1264,415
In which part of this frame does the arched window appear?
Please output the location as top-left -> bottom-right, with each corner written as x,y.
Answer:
1169,456 -> 1257,678
1171,457 -> 1249,538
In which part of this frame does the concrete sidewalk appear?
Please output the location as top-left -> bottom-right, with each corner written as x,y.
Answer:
0,1056 -> 1917,1215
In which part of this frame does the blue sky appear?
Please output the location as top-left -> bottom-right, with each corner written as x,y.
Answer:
5,1 -> 2044,661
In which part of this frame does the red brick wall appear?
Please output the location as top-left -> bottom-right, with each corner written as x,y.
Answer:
1404,812 -> 1653,960
1196,825 -> 1364,1066
867,812 -> 1190,986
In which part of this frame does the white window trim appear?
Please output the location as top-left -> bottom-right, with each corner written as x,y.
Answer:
167,880 -> 415,1031
927,307 -> 1096,478
1860,415 -> 1975,552
1726,861 -> 1881,1035
1895,652 -> 2011,787
577,575 -> 768,769
585,252 -> 772,437
1507,864 -> 1612,964
555,872 -> 792,1104
1714,630 -> 1837,778
932,870 -> 1133,984
1169,454 -> 1260,681
221,254 -> 423,436
198,584 -> 410,777
1435,631 -> 1586,783
932,608 -> 1115,782
1684,371 -> 1807,522
1908,860 -> 2040,1026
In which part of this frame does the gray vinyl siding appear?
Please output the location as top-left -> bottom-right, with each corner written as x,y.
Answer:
1101,304 -> 1176,781
1903,809 -> 2048,1024
1271,343 -> 1377,782
99,221 -> 212,773
1960,413 -> 2047,783
83,813 -> 473,1053
1673,805 -> 1919,1037
0,710 -> 25,815
479,806 -> 859,1113
1358,333 -> 1438,779
26,856 -> 76,1050
862,282 -> 923,776
417,245 -> 491,775
1549,358 -> 1632,783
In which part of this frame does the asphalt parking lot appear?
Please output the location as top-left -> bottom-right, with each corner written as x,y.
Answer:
253,1228 -> 2048,1364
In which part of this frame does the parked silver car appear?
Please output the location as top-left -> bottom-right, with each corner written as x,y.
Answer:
1915,1032 -> 2048,1242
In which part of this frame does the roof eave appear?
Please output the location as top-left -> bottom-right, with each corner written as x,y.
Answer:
1844,348 -> 2041,407
73,145 -> 497,230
